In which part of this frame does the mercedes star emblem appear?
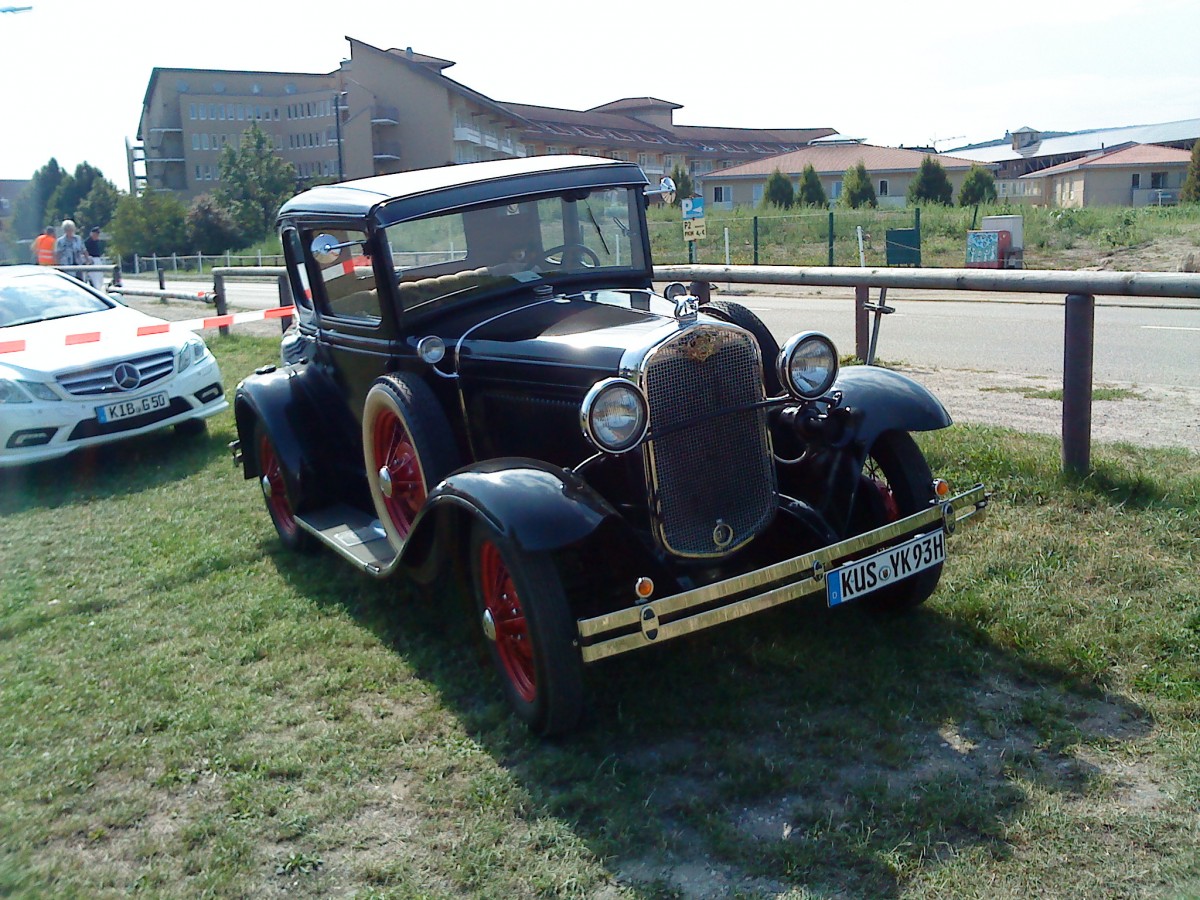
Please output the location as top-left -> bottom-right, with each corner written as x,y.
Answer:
113,362 -> 141,391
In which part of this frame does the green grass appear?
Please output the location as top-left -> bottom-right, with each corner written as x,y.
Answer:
980,386 -> 1146,402
649,202 -> 1200,270
2,335 -> 1199,897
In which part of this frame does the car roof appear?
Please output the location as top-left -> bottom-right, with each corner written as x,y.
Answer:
278,155 -> 649,225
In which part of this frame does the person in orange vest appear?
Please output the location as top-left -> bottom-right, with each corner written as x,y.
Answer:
32,226 -> 56,265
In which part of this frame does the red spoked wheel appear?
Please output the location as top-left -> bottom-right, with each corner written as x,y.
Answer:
469,522 -> 584,736
371,407 -> 426,542
255,424 -> 314,553
362,373 -> 459,552
478,538 -> 536,703
856,431 -> 942,611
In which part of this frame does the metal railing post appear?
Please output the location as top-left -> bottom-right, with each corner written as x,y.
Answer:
1063,293 -> 1095,475
157,269 -> 165,290
212,272 -> 230,337
753,216 -> 759,266
854,284 -> 869,361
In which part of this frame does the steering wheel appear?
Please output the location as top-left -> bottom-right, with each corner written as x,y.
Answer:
537,243 -> 600,269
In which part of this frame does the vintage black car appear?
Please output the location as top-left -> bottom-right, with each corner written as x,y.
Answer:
231,156 -> 987,735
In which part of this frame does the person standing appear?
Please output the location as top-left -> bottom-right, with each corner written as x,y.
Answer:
32,226 -> 56,265
83,226 -> 105,289
54,219 -> 90,274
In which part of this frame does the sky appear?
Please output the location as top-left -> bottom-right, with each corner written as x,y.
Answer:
2,0 -> 1198,195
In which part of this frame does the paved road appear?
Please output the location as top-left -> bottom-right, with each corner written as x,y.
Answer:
143,278 -> 1200,389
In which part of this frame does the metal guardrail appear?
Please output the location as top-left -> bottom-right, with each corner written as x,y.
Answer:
659,264 -> 1200,474
136,263 -> 1195,475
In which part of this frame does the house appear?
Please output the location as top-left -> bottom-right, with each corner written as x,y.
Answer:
1018,143 -> 1193,208
130,38 -> 835,199
951,119 -> 1200,201
696,140 -> 990,209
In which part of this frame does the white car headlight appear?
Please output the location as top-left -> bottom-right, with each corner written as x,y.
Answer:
19,380 -> 60,402
580,378 -> 648,453
777,332 -> 839,400
178,337 -> 205,372
0,379 -> 32,404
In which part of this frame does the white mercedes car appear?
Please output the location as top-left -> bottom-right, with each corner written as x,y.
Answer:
0,266 -> 228,468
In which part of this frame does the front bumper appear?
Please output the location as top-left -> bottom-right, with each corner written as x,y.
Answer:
577,484 -> 989,662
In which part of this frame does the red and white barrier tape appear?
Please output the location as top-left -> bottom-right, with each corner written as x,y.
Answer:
0,306 -> 296,356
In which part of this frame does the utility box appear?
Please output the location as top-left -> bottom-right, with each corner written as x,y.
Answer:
966,230 -> 1011,268
982,214 -> 1024,268
886,228 -> 921,266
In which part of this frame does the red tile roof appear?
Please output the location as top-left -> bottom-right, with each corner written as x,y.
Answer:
1020,143 -> 1192,178
705,144 -> 987,178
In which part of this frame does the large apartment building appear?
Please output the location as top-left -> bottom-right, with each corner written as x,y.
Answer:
130,37 -> 835,199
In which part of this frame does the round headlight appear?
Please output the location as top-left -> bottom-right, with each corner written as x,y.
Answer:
777,332 -> 839,399
581,378 -> 648,453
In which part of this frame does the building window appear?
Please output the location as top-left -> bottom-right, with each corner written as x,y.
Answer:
712,185 -> 732,204
879,179 -> 889,197
1150,172 -> 1167,189
208,104 -> 216,120
195,165 -> 202,181
637,152 -> 655,168
1131,173 -> 1141,189
192,134 -> 200,150
218,105 -> 225,121
831,181 -> 843,200
189,103 -> 196,120
199,104 -> 206,121
201,133 -> 209,150
752,184 -> 764,205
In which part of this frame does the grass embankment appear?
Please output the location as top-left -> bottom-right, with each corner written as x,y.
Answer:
649,202 -> 1200,271
1,335 -> 1198,898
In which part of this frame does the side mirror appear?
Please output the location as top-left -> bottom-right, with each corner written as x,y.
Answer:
643,176 -> 676,206
310,233 -> 360,266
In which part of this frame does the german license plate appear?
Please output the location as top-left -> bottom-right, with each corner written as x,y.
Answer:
96,391 -> 169,423
826,530 -> 945,607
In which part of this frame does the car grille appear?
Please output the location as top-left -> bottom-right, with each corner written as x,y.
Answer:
642,325 -> 777,558
56,350 -> 176,396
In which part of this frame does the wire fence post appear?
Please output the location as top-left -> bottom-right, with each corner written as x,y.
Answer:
1062,293 -> 1095,475
157,269 -> 165,290
752,216 -> 759,265
827,211 -> 835,266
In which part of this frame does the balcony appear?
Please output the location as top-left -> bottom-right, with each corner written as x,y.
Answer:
371,105 -> 400,126
454,125 -> 481,143
1133,188 -> 1178,206
372,141 -> 402,161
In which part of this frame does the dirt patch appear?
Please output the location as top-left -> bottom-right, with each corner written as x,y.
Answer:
900,364 -> 1200,453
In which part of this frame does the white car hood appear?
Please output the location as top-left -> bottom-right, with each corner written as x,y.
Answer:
0,304 -> 191,377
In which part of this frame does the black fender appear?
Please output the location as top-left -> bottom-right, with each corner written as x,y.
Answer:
400,458 -> 671,619
233,364 -> 340,510
832,366 -> 952,450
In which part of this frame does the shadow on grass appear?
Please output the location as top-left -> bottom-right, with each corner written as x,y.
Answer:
0,421 -> 230,516
270,543 -> 1151,899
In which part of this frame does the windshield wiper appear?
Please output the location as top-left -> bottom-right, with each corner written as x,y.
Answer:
584,204 -> 610,256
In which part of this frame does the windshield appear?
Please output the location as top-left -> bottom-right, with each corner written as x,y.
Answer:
383,186 -> 645,312
0,272 -> 113,328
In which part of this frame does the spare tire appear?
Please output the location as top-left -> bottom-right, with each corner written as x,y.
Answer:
701,299 -> 783,396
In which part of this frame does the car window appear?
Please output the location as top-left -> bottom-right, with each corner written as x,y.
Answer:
383,187 -> 645,313
307,228 -> 381,323
0,273 -> 113,328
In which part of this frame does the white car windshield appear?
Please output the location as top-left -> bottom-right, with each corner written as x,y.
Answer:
0,273 -> 113,328
382,186 -> 645,311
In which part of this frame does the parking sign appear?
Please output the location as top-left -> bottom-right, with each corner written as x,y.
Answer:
681,197 -> 705,220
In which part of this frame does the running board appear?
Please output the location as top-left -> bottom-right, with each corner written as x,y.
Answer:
294,504 -> 400,577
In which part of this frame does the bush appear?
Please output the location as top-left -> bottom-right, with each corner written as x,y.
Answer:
908,156 -> 953,205
958,165 -> 998,207
762,169 -> 794,208
186,195 -> 244,254
796,164 -> 827,207
841,161 -> 877,209
108,190 -> 188,258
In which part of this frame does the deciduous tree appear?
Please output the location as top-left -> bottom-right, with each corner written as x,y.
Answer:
12,158 -> 65,240
216,123 -> 297,241
186,194 -> 243,254
108,190 -> 188,258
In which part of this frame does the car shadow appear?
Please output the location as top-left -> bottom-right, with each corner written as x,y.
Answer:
0,423 -> 225,515
269,548 -> 1152,899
